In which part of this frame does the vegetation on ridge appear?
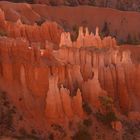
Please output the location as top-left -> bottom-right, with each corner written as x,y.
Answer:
96,96 -> 118,124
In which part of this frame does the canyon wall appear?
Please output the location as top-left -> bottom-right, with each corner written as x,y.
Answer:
0,7 -> 139,136
0,35 -> 139,127
60,26 -> 117,48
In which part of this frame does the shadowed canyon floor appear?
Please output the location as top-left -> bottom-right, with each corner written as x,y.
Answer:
0,1 -> 140,140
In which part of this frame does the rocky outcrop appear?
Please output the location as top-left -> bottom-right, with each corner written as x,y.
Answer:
0,8 -> 63,47
6,20 -> 62,46
111,121 -> 123,132
53,46 -> 140,113
60,27 -> 117,48
45,75 -> 84,122
82,67 -> 107,108
0,36 -> 139,121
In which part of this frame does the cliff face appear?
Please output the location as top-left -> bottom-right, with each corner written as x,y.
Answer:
0,33 -> 139,126
53,46 -> 140,113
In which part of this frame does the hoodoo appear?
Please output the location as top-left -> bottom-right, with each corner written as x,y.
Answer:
0,1 -> 139,140
60,26 -> 117,48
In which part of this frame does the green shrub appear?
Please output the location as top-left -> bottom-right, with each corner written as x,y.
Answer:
126,34 -> 140,45
82,102 -> 92,115
71,24 -> 79,41
72,128 -> 92,140
51,124 -> 64,133
49,0 -> 58,6
64,0 -> 78,6
88,0 -> 95,6
101,22 -> 110,37
0,91 -> 16,133
51,124 -> 66,138
98,96 -> 113,111
0,30 -> 7,36
48,133 -> 54,140
12,0 -> 34,4
96,96 -> 118,124
17,128 -> 39,140
35,18 -> 45,26
83,118 -> 92,127
96,111 -> 117,124
119,34 -> 140,45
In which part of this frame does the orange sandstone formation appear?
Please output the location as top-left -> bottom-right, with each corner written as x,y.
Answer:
0,36 -> 139,125
0,2 -> 140,43
60,26 -> 117,48
45,75 -> 84,122
0,8 -> 63,46
0,4 -> 139,139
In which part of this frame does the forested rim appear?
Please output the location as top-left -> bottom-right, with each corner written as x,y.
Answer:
2,0 -> 140,12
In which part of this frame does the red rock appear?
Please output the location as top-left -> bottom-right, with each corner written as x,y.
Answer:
111,121 -> 123,132
72,89 -> 84,117
0,8 -> 63,46
128,112 -> 140,121
45,75 -> 64,121
82,67 -> 107,108
0,7 -> 139,136
60,85 -> 74,118
59,26 -> 117,48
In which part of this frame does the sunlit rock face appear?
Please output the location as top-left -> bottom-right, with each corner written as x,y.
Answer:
0,34 -> 139,125
60,26 -> 117,48
0,8 -> 63,47
0,7 -> 139,140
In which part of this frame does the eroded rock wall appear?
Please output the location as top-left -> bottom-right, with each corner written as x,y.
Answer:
0,8 -> 63,47
60,26 -> 117,48
0,36 -> 139,126
0,8 -> 139,126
